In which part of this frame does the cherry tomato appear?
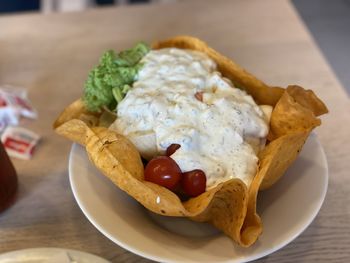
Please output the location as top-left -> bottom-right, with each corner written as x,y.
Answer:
144,156 -> 181,191
166,143 -> 181,156
181,169 -> 206,197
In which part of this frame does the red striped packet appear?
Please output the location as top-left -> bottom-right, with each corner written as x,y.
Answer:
0,86 -> 37,120
1,126 -> 40,160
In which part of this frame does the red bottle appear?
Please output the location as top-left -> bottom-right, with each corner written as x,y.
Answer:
0,141 -> 18,213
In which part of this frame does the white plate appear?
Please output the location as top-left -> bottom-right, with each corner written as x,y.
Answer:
0,248 -> 109,263
69,133 -> 328,263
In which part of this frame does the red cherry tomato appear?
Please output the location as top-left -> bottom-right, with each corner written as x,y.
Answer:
144,156 -> 182,191
181,169 -> 206,197
166,143 -> 181,156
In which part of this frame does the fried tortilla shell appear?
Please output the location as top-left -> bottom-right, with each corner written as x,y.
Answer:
268,85 -> 328,140
53,36 -> 327,247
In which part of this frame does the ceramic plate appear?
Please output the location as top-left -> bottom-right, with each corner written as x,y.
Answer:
0,248 -> 109,263
69,133 -> 328,263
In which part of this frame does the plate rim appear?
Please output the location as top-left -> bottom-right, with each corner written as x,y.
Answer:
0,247 -> 109,262
69,133 -> 328,263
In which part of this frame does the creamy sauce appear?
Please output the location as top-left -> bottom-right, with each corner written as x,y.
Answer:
110,48 -> 270,189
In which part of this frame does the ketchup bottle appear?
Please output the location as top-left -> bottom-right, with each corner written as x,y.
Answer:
0,141 -> 18,213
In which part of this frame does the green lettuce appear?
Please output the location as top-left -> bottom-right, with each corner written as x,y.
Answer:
83,42 -> 150,112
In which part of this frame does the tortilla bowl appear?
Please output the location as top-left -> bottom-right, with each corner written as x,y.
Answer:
53,36 -> 328,247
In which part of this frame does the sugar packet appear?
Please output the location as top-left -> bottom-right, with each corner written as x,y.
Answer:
0,85 -> 37,119
1,126 -> 40,160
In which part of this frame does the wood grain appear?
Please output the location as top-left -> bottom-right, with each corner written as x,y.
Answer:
0,0 -> 349,262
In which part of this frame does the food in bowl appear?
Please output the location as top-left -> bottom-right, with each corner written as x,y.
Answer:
53,36 -> 328,247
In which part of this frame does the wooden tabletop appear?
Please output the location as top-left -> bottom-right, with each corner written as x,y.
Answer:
1,0 -> 349,262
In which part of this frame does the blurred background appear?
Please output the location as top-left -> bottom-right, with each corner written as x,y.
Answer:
0,0 -> 157,13
0,0 -> 349,95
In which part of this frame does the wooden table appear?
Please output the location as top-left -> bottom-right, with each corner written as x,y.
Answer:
1,0 -> 349,262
